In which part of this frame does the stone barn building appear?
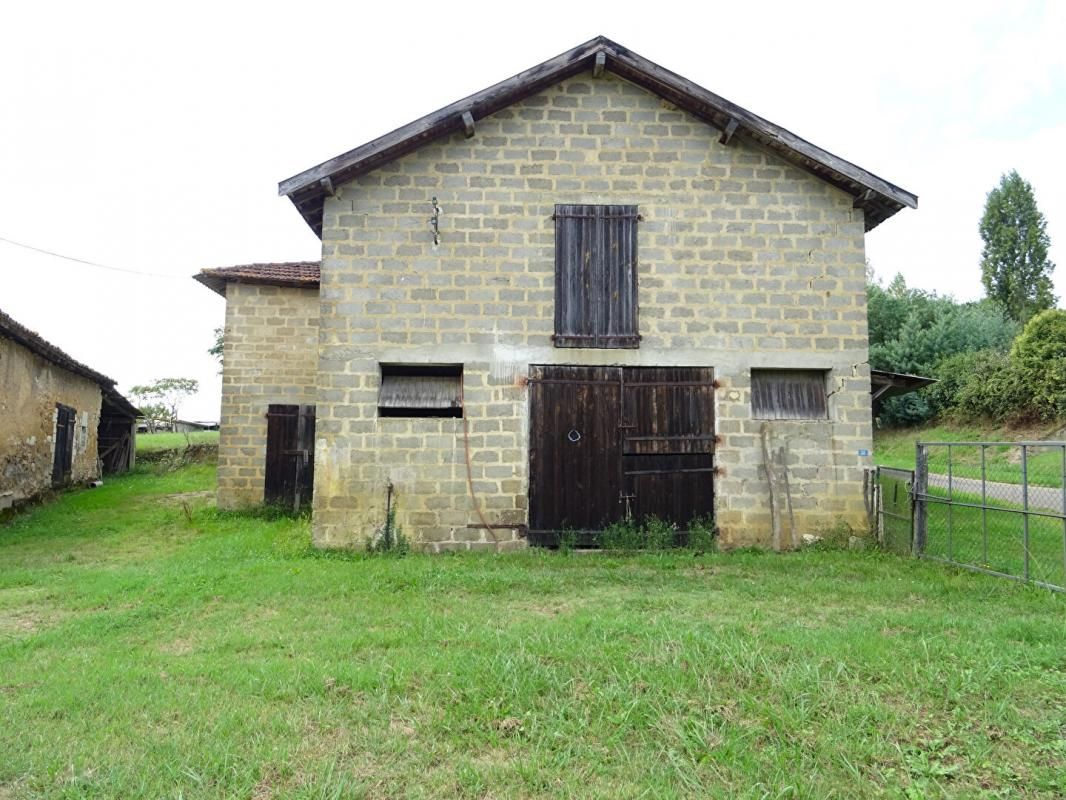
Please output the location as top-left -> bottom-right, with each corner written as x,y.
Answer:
0,309 -> 138,511
196,37 -> 916,550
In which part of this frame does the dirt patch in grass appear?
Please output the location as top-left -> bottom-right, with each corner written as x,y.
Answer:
520,600 -> 578,617
157,491 -> 214,506
158,637 -> 196,656
0,601 -> 65,637
251,765 -> 282,800
0,610 -> 41,635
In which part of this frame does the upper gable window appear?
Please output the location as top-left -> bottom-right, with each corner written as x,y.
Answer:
553,204 -> 640,349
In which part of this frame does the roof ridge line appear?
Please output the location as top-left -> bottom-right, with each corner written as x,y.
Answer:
278,36 -> 916,235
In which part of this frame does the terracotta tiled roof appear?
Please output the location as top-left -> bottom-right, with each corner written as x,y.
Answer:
193,261 -> 321,297
0,307 -> 116,387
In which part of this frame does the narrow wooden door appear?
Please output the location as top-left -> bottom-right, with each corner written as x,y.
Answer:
52,405 -> 75,487
264,404 -> 316,511
528,366 -> 623,542
621,367 -> 716,530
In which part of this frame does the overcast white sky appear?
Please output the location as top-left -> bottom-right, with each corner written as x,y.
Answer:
2,1 -> 1064,419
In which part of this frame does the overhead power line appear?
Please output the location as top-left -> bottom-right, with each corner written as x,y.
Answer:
0,234 -> 182,279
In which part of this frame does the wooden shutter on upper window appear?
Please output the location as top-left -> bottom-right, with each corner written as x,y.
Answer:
554,204 -> 640,348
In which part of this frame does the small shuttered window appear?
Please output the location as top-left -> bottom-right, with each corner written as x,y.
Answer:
378,364 -> 463,418
554,204 -> 640,348
751,369 -> 829,420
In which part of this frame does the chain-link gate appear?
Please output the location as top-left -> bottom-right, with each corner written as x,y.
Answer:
871,444 -> 1066,591
874,466 -> 915,555
913,441 -> 1066,592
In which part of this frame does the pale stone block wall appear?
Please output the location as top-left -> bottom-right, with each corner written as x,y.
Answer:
312,72 -> 872,549
216,283 -> 319,509
0,336 -> 101,509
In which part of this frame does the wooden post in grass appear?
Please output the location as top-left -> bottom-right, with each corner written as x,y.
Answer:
913,443 -> 928,556
761,423 -> 782,552
779,446 -> 798,549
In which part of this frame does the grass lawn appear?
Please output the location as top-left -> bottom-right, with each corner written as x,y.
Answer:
1,467 -> 1064,798
874,421 -> 1066,487
137,431 -> 220,452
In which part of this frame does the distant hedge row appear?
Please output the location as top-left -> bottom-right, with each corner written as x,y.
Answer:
869,275 -> 1066,425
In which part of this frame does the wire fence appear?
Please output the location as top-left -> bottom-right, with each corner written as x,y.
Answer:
875,466 -> 914,556
871,443 -> 1066,592
916,442 -> 1066,591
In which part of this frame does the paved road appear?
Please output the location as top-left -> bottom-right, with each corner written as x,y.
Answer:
927,473 -> 1065,513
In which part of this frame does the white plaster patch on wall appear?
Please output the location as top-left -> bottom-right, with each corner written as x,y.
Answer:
76,411 -> 89,455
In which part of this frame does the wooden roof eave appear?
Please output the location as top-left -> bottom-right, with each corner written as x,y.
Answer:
279,36 -> 917,236
102,386 -> 141,420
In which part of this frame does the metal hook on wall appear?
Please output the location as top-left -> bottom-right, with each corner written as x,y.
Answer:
429,196 -> 441,245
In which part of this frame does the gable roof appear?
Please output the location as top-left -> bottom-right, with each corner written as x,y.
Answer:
0,307 -> 116,387
279,36 -> 917,237
194,261 -> 322,297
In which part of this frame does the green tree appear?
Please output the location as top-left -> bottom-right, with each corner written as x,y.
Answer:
1010,309 -> 1066,419
129,377 -> 200,432
209,327 -> 224,374
868,273 -> 1016,377
979,170 -> 1056,322
867,271 -> 1018,426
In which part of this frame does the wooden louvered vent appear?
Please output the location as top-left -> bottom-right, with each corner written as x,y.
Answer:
378,364 -> 463,418
751,369 -> 829,420
553,204 -> 640,348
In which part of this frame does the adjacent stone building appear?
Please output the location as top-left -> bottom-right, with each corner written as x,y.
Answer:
0,309 -> 138,511
197,37 -> 916,550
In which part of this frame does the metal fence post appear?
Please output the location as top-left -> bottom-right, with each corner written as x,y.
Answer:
981,445 -> 988,565
914,442 -> 928,555
1022,444 -> 1030,583
947,444 -> 954,561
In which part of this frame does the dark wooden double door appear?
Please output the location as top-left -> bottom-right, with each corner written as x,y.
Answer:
265,404 -> 315,511
528,366 -> 715,545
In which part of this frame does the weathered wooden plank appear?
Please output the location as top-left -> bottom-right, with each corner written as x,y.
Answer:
593,51 -> 606,78
853,189 -> 874,208
762,423 -> 783,552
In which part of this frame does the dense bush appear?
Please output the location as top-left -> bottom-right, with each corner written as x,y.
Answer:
868,274 -> 1019,426
934,349 -> 1033,422
876,393 -> 931,427
868,293 -> 1016,378
1010,309 -> 1066,420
